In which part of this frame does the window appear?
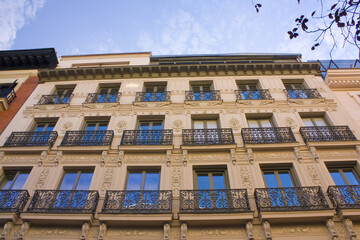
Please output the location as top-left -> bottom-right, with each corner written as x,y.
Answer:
247,118 -> 273,128
53,86 -> 75,104
96,86 -> 120,103
328,167 -> 360,186
1,170 -> 30,190
190,82 -> 213,101
29,119 -> 58,146
81,120 -> 109,145
300,114 -> 333,140
33,122 -> 56,132
302,117 -> 328,127
192,118 -> 219,144
283,81 -> 313,99
237,83 -> 260,100
263,169 -> 295,188
194,169 -> 229,209
137,120 -> 164,144
84,121 -> 108,131
59,170 -> 93,190
143,83 -> 167,102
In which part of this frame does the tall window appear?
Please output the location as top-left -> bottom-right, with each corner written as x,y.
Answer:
263,169 -> 295,188
190,83 -> 213,101
143,83 -> 167,102
247,118 -> 273,128
84,121 -> 108,131
1,170 -> 30,190
97,86 -> 119,103
126,170 -> 160,190
302,117 -> 328,127
59,170 -> 93,190
53,86 -> 75,104
328,167 -> 360,186
237,83 -> 260,100
283,82 -> 310,99
137,120 -> 163,144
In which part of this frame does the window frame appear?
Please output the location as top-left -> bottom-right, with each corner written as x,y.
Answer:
327,164 -> 360,186
58,169 -> 94,191
0,169 -> 31,190
125,169 -> 161,191
193,168 -> 230,190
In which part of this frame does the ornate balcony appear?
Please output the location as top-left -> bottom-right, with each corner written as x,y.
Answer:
328,185 -> 360,209
255,187 -> 329,211
102,190 -> 172,214
120,130 -> 173,145
300,126 -> 357,143
0,87 -> 16,104
3,131 -> 58,147
0,190 -> 29,214
182,128 -> 234,145
84,92 -> 121,104
241,127 -> 296,144
60,130 -> 114,146
134,92 -> 171,102
185,90 -> 221,101
37,94 -> 73,105
284,89 -> 322,99
180,189 -> 250,213
26,190 -> 99,214
235,89 -> 272,100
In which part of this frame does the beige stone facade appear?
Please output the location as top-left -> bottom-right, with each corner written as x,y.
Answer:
0,53 -> 360,239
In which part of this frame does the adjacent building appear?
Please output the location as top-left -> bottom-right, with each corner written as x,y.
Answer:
0,52 -> 359,239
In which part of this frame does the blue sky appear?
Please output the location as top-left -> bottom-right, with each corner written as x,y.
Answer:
0,0 -> 358,60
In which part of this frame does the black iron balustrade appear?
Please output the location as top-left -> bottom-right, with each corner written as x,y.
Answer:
255,186 -> 329,212
27,190 -> 99,214
0,88 -> 16,104
182,128 -> 234,145
235,89 -> 272,100
120,130 -> 173,145
284,89 -> 322,99
0,190 -> 29,214
60,130 -> 114,146
84,92 -> 122,104
102,190 -> 172,214
180,189 -> 250,213
37,94 -> 73,105
300,126 -> 357,143
241,127 -> 296,144
328,185 -> 360,209
185,90 -> 221,101
3,131 -> 58,147
134,91 -> 171,102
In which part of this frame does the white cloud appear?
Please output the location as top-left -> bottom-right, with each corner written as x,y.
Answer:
0,0 -> 46,50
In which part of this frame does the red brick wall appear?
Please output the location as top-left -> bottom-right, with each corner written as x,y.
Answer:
0,76 -> 38,134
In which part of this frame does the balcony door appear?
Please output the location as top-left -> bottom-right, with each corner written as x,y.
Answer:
97,87 -> 119,103
193,120 -> 219,144
329,168 -> 359,186
54,87 -> 74,104
302,117 -> 332,140
30,121 -> 56,146
195,170 -> 229,209
138,120 -> 163,144
263,169 -> 299,207
83,121 -> 108,145
144,85 -> 166,102
191,84 -> 212,101
55,170 -> 94,209
1,170 -> 30,190
124,170 -> 160,209
284,83 -> 309,99
247,118 -> 275,141
238,83 -> 259,100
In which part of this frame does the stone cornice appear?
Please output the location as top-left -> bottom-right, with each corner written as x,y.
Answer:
39,62 -> 320,83
326,69 -> 360,88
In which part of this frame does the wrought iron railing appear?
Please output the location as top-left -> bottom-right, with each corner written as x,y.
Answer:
0,190 -> 29,214
182,128 -> 235,145
60,130 -> 114,146
37,94 -> 73,105
0,88 -> 16,104
299,126 -> 357,143
134,91 -> 171,102
84,92 -> 122,104
284,89 -> 322,99
180,189 -> 250,213
3,131 -> 58,147
235,89 -> 272,100
241,127 -> 296,144
328,185 -> 360,209
120,130 -> 173,145
102,190 -> 172,214
255,186 -> 329,211
185,90 -> 221,101
27,190 -> 99,214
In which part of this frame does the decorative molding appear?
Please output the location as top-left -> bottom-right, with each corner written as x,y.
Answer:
0,221 -> 13,240
125,154 -> 164,163
306,165 -> 324,188
164,224 -> 170,240
326,219 -> 339,240
80,223 -> 89,240
115,121 -> 127,133
309,147 -> 319,162
118,151 -> 124,167
236,99 -> 275,105
189,153 -> 229,162
34,104 -> 69,110
55,151 -> 63,165
18,222 -> 30,240
171,167 -> 181,196
101,151 -> 108,167
288,98 -> 325,104
246,222 -> 254,240
61,122 -> 73,134
247,148 -> 254,165
240,166 -> 253,192
294,147 -> 302,163
98,223 -> 106,240
228,118 -> 241,131
38,150 -> 48,166
182,150 -> 188,167
35,168 -> 50,189
172,119 -> 184,133
166,150 -> 171,167
344,218 -> 357,240
230,149 -> 236,165
181,223 -> 187,240
101,168 -> 115,195
284,117 -> 297,130
263,221 -> 272,240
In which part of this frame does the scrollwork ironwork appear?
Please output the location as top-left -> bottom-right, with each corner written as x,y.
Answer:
180,189 -> 250,213
283,89 -> 322,99
37,94 -> 73,105
120,130 -> 173,145
241,127 -> 296,144
300,126 -> 357,143
235,89 -> 272,100
60,130 -> 114,146
182,128 -> 235,145
3,131 -> 58,147
328,185 -> 360,209
27,190 -> 99,214
84,92 -> 121,103
255,186 -> 329,211
134,91 -> 171,102
102,190 -> 172,214
185,90 -> 221,101
0,190 -> 29,214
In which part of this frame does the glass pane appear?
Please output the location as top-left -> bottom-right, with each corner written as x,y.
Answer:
1,172 -> 16,190
260,119 -> 272,128
85,123 -> 96,131
278,172 -> 294,187
192,86 -> 200,92
144,172 -> 160,190
145,87 -> 154,92
193,121 -> 205,129
302,118 -> 314,127
99,88 -> 109,94
344,170 -> 360,185
248,120 -> 260,128
156,86 -> 165,92
35,125 -> 45,132
264,173 -> 278,188
59,173 -> 77,190
206,120 -> 218,129
151,122 -> 162,130
97,123 -> 108,131
212,173 -> 225,189
313,118 -> 327,126
197,174 -> 210,190
11,173 -> 29,189
45,123 -> 55,131
75,172 -> 93,190
238,85 -> 248,91
139,122 -> 150,130
330,171 -> 346,185
126,172 -> 142,190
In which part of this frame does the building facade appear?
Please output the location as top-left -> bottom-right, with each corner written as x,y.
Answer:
0,52 -> 359,239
